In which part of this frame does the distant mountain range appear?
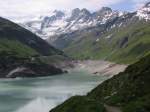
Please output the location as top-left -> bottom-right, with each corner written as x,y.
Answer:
55,2 -> 150,63
48,2 -> 150,112
21,7 -> 126,40
21,2 -> 150,64
22,2 -> 150,41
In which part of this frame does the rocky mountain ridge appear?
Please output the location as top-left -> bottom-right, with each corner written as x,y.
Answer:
22,3 -> 150,41
47,2 -> 150,64
21,7 -> 126,40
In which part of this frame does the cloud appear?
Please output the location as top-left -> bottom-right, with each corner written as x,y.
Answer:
0,0 -> 124,18
0,0 -> 149,21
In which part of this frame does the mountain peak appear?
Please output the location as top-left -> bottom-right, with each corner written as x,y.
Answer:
100,7 -> 112,12
145,2 -> 150,7
69,8 -> 91,21
69,8 -> 81,19
81,8 -> 91,14
95,7 -> 112,16
25,6 -> 150,39
72,8 -> 81,14
136,2 -> 150,20
53,10 -> 65,18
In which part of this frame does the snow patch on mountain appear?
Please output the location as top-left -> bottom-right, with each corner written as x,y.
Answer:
21,3 -> 150,40
136,2 -> 150,20
21,8 -> 122,40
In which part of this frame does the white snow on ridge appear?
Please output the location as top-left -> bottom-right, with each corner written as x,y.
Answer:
136,4 -> 150,20
21,8 -> 120,40
21,4 -> 150,40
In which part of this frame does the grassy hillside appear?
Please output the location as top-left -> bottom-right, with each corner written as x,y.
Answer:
63,19 -> 150,64
50,54 -> 150,112
0,17 -> 63,56
88,54 -> 150,112
50,96 -> 105,112
0,17 -> 65,77
0,38 -> 39,58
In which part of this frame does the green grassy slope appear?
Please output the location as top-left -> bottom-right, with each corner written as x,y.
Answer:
0,38 -> 64,78
0,38 -> 39,58
0,17 -> 63,56
88,54 -> 150,112
50,96 -> 105,112
64,20 -> 150,64
0,17 -> 65,77
50,54 -> 150,112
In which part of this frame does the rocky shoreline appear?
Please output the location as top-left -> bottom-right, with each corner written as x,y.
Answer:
0,56 -> 65,78
49,54 -> 150,112
0,54 -> 127,78
67,60 -> 127,77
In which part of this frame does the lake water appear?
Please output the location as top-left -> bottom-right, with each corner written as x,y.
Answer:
0,71 -> 108,112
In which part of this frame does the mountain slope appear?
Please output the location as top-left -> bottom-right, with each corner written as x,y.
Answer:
22,2 -> 150,42
88,54 -> 150,112
52,3 -> 150,64
50,54 -> 150,112
21,3 -> 150,64
22,7 -> 124,40
0,17 -> 63,56
50,96 -> 105,112
0,17 -> 64,78
63,18 -> 150,64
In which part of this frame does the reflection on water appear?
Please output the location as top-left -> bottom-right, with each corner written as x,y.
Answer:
0,71 -> 108,112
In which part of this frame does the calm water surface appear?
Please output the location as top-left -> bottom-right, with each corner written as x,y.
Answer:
0,71 -> 108,112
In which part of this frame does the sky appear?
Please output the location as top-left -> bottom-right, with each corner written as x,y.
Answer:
0,0 -> 149,22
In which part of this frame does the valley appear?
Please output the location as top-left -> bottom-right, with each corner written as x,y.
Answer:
67,60 -> 127,76
22,2 -> 150,64
0,1 -> 150,112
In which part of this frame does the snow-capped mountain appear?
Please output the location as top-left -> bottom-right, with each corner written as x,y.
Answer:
22,3 -> 150,40
136,2 -> 150,20
21,7 -> 124,40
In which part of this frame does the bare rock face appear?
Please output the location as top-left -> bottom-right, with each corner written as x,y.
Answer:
136,2 -> 150,20
22,7 -> 121,40
22,2 -> 150,45
6,64 -> 63,78
0,55 -> 64,78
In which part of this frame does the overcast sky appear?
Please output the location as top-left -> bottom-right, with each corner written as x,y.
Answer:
0,0 -> 149,22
